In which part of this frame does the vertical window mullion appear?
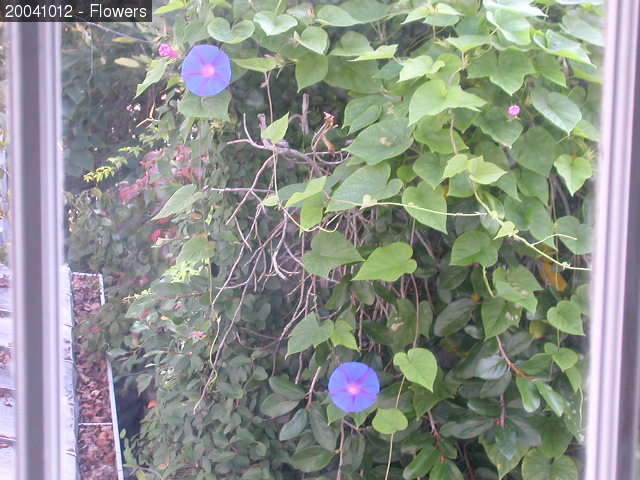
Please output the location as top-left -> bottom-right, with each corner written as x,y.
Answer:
7,22 -> 63,480
586,1 -> 640,479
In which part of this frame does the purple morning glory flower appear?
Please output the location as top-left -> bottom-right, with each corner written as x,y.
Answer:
181,45 -> 231,97
507,104 -> 521,118
328,362 -> 380,413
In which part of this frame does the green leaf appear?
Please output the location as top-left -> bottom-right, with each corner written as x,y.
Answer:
260,113 -> 289,143
177,91 -> 231,120
352,45 -> 398,62
398,55 -> 444,82
287,313 -> 334,356
300,193 -> 324,232
154,0 -> 185,14
330,31 -> 372,56
302,231 -> 363,278
286,177 -> 327,207
535,383 -> 566,417
269,376 -> 307,400
309,406 -> 338,450
353,242 -> 417,282
451,230 -> 499,267
330,320 -> 359,350
532,88 -> 582,134
467,156 -> 507,184
440,417 -> 494,439
401,183 -> 448,233
344,118 -> 414,165
393,348 -> 438,391
414,153 -> 446,188
482,297 -> 521,338
544,343 -> 579,371
434,298 -> 475,337
327,164 -> 393,212
136,59 -> 168,97
316,5 -> 361,26
516,377 -> 541,413
115,57 -> 140,68
547,300 -> 584,336
446,35 -> 490,53
296,52 -> 329,90
176,237 -> 215,264
232,57 -> 278,72
535,30 -> 593,65
341,0 -> 389,22
554,216 -> 592,255
481,437 -> 530,480
494,266 -> 542,314
441,154 -> 469,179
325,57 -> 382,93
372,408 -> 408,435
343,95 -> 385,133
521,449 -> 578,480
253,11 -> 297,36
554,155 -> 592,195
430,460 -> 464,480
289,446 -> 335,473
279,409 -> 308,441
402,445 -> 438,479
468,50 -> 534,95
294,26 -> 329,54
532,416 -> 573,458
486,9 -> 532,45
207,18 -> 255,44
151,184 -> 198,220
474,354 -> 508,380
260,393 -> 300,417
474,107 -> 523,147
534,53 -> 567,87
562,9 -> 603,47
409,79 -> 485,125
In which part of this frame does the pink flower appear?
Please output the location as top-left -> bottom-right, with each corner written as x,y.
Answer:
189,331 -> 206,340
507,105 -> 521,118
159,43 -> 180,59
118,182 -> 141,203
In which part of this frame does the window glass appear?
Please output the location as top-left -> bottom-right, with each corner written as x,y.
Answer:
56,2 -> 604,479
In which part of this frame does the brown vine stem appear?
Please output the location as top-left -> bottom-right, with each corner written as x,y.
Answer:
497,394 -> 506,427
462,442 -> 476,480
336,420 -> 346,480
428,411 -> 442,446
496,336 -> 532,380
384,377 -> 406,480
305,366 -> 322,409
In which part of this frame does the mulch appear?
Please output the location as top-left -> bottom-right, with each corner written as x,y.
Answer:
71,273 -> 119,480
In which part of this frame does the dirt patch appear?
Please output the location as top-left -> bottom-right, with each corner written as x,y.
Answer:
71,273 -> 118,479
78,425 -> 118,479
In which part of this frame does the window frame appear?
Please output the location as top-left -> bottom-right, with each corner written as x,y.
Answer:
7,22 -> 64,480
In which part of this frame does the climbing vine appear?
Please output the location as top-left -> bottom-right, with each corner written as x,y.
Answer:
69,0 -> 600,478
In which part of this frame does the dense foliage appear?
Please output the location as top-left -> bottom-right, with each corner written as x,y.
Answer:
68,0 -> 601,478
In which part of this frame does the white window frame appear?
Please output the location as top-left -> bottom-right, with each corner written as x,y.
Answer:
585,2 -> 640,479
7,22 -> 64,480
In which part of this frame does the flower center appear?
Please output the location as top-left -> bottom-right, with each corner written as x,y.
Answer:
346,383 -> 361,395
201,64 -> 216,78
